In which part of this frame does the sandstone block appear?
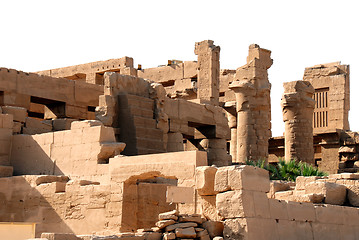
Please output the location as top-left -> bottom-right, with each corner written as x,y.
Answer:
274,190 -> 294,201
295,176 -> 320,190
141,232 -> 161,240
41,233 -> 81,240
165,222 -> 197,232
195,166 -> 217,195
276,219 -> 313,240
162,232 -> 175,240
199,195 -> 222,221
175,227 -> 196,238
329,173 -> 359,180
179,214 -> 203,224
214,166 -> 234,192
53,118 -> 76,131
216,190 -> 255,218
155,219 -> 175,229
158,209 -> 179,220
286,201 -> 315,222
228,165 -> 270,192
268,180 -> 291,198
13,121 -> 22,133
71,120 -> 103,129
293,193 -> 324,203
1,106 -> 27,122
315,204 -> 344,224
347,185 -> 359,207
202,220 -> 224,238
214,165 -> 270,193
0,165 -> 13,177
268,199 -> 289,220
35,175 -> 69,185
305,181 -> 346,205
24,117 -> 52,134
0,113 -> 13,129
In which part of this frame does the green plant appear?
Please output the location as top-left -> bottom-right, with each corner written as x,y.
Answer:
245,158 -> 327,181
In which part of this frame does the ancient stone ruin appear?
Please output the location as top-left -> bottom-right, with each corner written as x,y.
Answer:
1,40 -> 359,239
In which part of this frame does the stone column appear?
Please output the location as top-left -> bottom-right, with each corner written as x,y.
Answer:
229,44 -> 272,163
194,40 -> 220,106
281,81 -> 315,164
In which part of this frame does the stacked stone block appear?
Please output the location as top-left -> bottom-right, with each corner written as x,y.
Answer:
194,40 -> 220,106
10,120 -> 125,183
281,81 -> 315,164
195,165 -> 359,239
229,44 -> 272,163
0,112 -> 13,177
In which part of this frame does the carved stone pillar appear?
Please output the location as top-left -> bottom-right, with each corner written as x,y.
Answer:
281,81 -> 315,164
194,40 -> 220,106
229,44 -> 272,163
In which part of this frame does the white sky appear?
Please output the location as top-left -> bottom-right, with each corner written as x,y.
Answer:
1,0 -> 358,137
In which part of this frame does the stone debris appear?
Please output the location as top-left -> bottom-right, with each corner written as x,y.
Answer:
154,210 -> 222,240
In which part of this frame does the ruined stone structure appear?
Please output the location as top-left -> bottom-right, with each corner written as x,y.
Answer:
1,40 -> 359,239
229,44 -> 272,163
281,81 -> 315,163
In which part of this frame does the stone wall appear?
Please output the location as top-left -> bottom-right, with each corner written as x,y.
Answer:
0,68 -> 103,120
37,56 -> 137,84
0,113 -> 13,177
303,62 -> 350,133
10,120 -> 125,184
1,150 -> 208,237
195,165 -> 359,240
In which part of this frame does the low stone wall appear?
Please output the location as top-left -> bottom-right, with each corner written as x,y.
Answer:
10,120 -> 125,184
195,165 -> 359,239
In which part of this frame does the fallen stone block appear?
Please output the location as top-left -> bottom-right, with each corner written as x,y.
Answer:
155,219 -> 175,229
158,209 -> 179,221
295,176 -> 321,190
162,232 -> 175,240
268,180 -> 291,198
165,222 -> 197,232
305,181 -> 346,205
175,227 -> 196,238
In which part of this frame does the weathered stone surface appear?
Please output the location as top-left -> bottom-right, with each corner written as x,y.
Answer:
162,232 -> 176,240
175,227 -> 196,238
214,165 -> 269,193
155,219 -> 175,229
158,210 -> 179,221
179,214 -> 203,224
202,220 -> 224,238
165,222 -> 197,232
281,80 -> 315,164
305,181 -> 346,205
195,166 -> 218,195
